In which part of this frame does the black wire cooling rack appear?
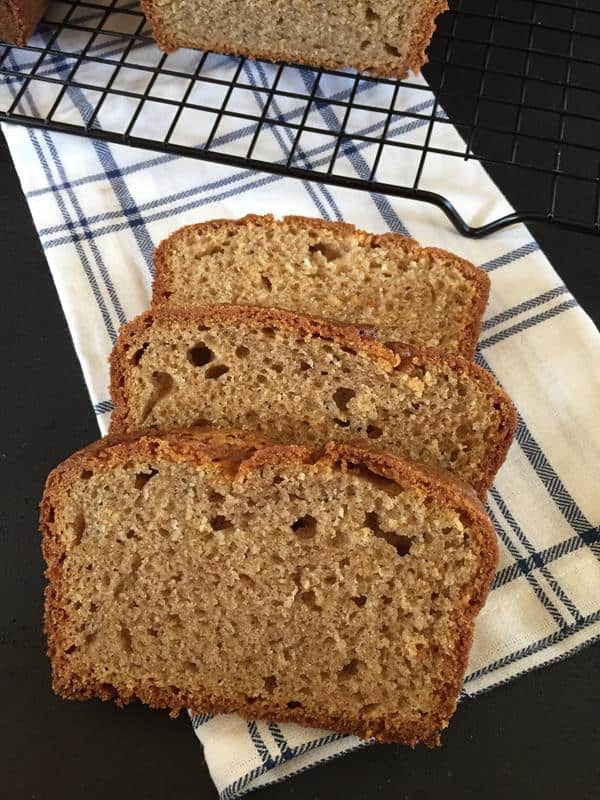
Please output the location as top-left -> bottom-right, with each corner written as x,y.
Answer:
1,0 -> 599,237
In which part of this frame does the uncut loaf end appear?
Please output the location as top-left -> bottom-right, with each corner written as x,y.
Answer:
109,305 -> 516,498
40,427 -> 497,744
140,0 -> 448,79
0,0 -> 47,46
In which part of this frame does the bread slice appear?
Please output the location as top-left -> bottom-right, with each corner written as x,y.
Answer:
153,215 -> 489,359
140,0 -> 448,79
109,305 -> 516,497
40,427 -> 497,745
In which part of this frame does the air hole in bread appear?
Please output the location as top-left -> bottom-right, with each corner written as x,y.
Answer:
333,386 -> 355,412
352,595 -> 367,607
352,467 -> 404,497
361,703 -> 381,714
119,626 -> 133,653
334,417 -> 350,428
366,424 -> 383,439
262,327 -> 275,337
141,372 -> 175,422
244,695 -> 257,704
459,511 -> 471,528
309,241 -> 344,262
365,5 -> 379,22
210,515 -> 232,531
81,470 -> 93,480
364,511 -> 413,556
300,589 -> 321,611
235,345 -> 250,358
291,514 -> 317,539
135,468 -> 158,490
287,700 -> 303,709
73,512 -> 86,545
260,275 -> 272,292
339,658 -> 363,679
194,417 -> 211,427
205,364 -> 230,380
132,343 -> 148,365
209,491 -> 225,504
263,675 -> 277,692
188,343 -> 214,367
298,361 -> 311,372
195,244 -> 223,258
65,644 -> 77,655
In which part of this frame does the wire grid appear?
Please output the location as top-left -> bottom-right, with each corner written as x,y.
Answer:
0,0 -> 599,237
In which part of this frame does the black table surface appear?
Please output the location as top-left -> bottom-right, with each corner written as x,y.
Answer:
2,102 -> 600,800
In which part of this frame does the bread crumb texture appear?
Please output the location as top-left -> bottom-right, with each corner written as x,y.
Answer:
141,0 -> 448,78
110,305 -> 516,498
153,215 -> 488,358
41,429 -> 497,745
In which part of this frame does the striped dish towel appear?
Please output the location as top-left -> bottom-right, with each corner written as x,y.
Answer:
2,25 -> 600,800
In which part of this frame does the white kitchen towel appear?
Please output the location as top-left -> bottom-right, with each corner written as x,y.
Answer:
2,15 -> 600,800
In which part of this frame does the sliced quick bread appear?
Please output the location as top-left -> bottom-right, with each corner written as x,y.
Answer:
153,215 -> 489,359
40,427 -> 497,744
140,1 -> 448,79
109,305 -> 516,497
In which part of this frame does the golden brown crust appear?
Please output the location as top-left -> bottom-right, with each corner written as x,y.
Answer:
0,0 -> 47,45
108,304 -> 516,497
152,213 -> 489,360
40,426 -> 497,745
140,1 -> 447,79
404,0 -> 449,76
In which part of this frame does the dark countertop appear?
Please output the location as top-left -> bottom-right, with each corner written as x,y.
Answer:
2,110 -> 600,799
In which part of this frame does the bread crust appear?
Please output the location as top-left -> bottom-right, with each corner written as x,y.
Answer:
109,304 -> 516,497
152,213 -> 489,360
40,426 -> 497,745
0,0 -> 47,45
139,0 -> 448,79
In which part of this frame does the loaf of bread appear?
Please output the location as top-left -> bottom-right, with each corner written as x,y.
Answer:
40,427 -> 497,744
140,0 -> 448,78
109,305 -> 516,497
0,0 -> 47,45
153,215 -> 489,359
